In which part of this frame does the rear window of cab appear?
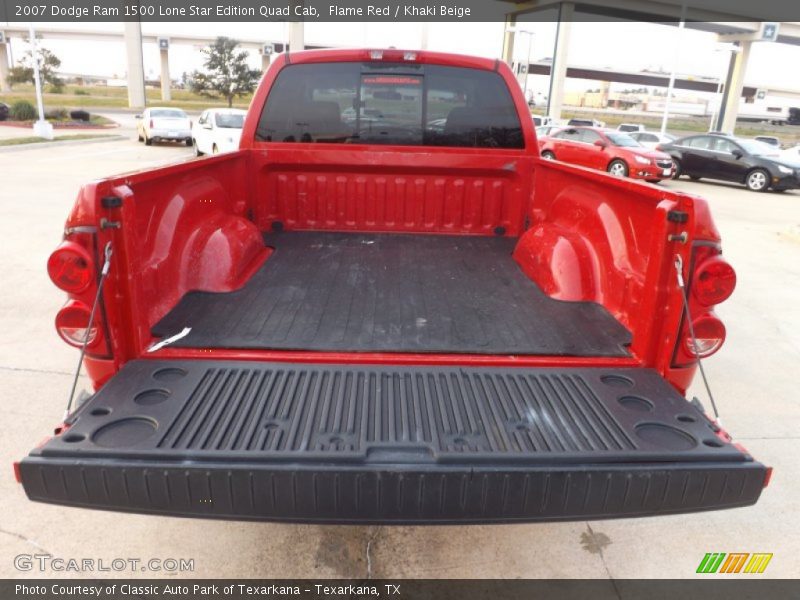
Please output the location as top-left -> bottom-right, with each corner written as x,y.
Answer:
256,62 -> 524,149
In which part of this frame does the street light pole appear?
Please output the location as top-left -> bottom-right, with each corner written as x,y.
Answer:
28,22 -> 53,139
523,31 -> 533,98
661,5 -> 686,136
660,3 -> 687,136
506,27 -> 534,103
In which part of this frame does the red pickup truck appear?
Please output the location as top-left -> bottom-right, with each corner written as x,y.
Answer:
19,49 -> 766,523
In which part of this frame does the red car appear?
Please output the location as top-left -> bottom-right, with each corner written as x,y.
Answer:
540,126 -> 673,182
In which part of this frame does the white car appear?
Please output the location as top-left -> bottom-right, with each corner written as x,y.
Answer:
192,108 -> 247,155
136,107 -> 193,146
780,144 -> 800,161
536,125 -> 562,138
567,118 -> 605,128
754,135 -> 780,148
628,131 -> 677,150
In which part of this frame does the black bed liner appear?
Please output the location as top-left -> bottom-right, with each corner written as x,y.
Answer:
152,232 -> 632,357
20,360 -> 766,522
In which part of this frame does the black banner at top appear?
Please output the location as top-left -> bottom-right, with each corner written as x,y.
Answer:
0,0 -> 799,23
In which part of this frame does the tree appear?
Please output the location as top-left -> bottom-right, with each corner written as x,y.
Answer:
188,37 -> 260,107
7,39 -> 64,91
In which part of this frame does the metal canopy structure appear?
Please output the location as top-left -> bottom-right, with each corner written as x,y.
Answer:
524,61 -> 757,95
500,0 -> 796,30
499,0 -> 800,131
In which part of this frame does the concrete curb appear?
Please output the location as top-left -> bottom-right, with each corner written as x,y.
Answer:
0,123 -> 120,131
0,134 -> 127,154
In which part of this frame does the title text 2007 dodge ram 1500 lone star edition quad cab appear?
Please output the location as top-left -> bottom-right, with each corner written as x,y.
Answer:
18,49 -> 768,523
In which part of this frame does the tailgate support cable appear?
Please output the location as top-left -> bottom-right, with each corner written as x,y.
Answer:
674,255 -> 721,425
64,242 -> 113,421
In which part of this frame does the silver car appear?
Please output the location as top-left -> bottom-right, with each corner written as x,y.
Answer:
137,107 -> 193,146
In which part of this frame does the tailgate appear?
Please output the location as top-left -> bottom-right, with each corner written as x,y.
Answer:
20,360 -> 766,523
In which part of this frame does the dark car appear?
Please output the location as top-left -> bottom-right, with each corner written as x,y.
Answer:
0,102 -> 9,121
659,134 -> 800,192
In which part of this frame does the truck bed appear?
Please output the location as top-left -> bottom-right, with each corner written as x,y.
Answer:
21,360 -> 765,522
152,232 -> 631,357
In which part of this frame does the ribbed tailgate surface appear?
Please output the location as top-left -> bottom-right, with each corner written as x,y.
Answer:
38,360 -> 749,465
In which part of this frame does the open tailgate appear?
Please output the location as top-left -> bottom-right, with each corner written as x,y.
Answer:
19,360 -> 766,523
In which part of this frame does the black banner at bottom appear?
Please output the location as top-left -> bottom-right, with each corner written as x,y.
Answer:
4,579 -> 800,600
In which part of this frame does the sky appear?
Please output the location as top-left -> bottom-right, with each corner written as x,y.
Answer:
4,20 -> 800,95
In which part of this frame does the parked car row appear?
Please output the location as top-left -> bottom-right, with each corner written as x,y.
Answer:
535,121 -> 800,192
136,106 -> 247,156
135,105 -> 800,192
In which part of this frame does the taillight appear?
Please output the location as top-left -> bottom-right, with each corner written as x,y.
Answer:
55,301 -> 99,348
764,466 -> 773,488
684,314 -> 726,358
672,244 -> 734,368
150,119 -> 154,129
692,256 -> 736,306
47,241 -> 94,293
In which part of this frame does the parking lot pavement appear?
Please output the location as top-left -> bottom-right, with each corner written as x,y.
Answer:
1,140 -> 798,579
95,111 -> 142,134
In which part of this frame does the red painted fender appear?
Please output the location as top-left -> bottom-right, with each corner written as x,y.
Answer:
513,225 -> 599,301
